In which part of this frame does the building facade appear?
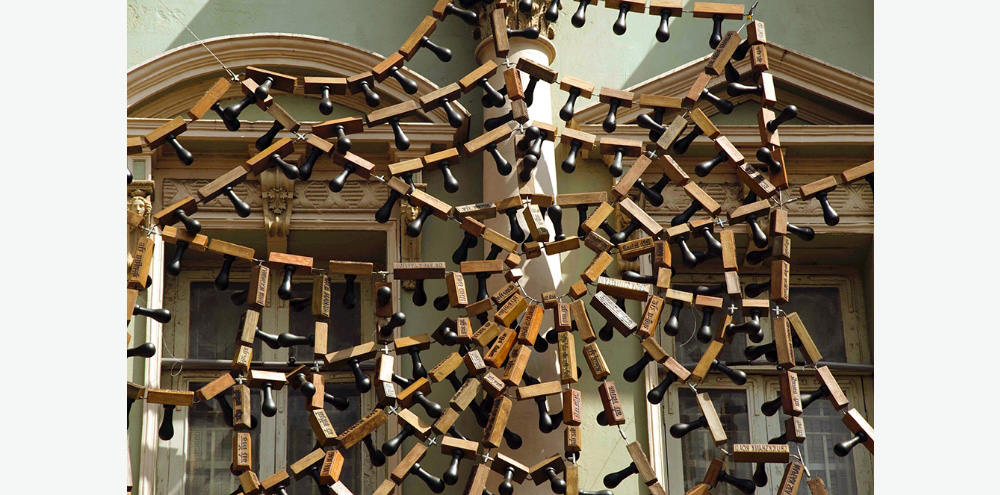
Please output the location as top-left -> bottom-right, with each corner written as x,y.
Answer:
127,1 -> 873,494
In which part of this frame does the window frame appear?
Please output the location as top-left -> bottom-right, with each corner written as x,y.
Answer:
641,260 -> 873,495
154,256 -> 389,495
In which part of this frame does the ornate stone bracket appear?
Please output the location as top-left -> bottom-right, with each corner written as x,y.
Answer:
127,180 -> 155,275
259,169 -> 295,254
470,0 -> 559,41
399,183 -> 428,291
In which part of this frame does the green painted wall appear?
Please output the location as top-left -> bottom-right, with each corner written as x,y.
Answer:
128,1 -> 872,493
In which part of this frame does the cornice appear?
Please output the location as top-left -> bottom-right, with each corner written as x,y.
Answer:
126,33 -> 467,124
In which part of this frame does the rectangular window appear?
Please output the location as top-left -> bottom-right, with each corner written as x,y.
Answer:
677,388 -> 752,494
185,382 -> 261,495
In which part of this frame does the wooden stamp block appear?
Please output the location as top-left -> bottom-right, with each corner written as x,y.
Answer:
751,43 -> 769,71
773,316 -> 795,369
770,209 -> 788,237
760,72 -> 777,108
747,19 -> 766,44
516,57 -> 559,83
565,425 -> 582,452
626,441 -> 658,485
732,444 -> 790,463
311,116 -> 365,138
705,30 -> 742,76
516,380 -> 563,400
599,381 -> 626,425
841,160 -> 874,184
692,2 -> 745,19
545,236 -> 581,255
556,302 -> 573,332
240,78 -> 273,110
563,389 -> 583,426
523,204 -> 550,242
233,345 -> 253,373
399,15 -> 437,60
128,237 -> 155,290
324,342 -> 379,367
727,199 -> 770,224
464,349 -> 488,376
459,61 -> 499,93
637,94 -> 683,110
289,448 -> 326,480
683,73 -> 713,108
393,262 -> 446,280
772,235 -> 791,261
771,259 -> 790,303
260,471 -> 290,492
371,52 -> 406,82
777,462 -> 805,494
599,87 -> 635,108
655,115 -> 689,153
334,409 -> 387,451
570,299 -> 597,343
315,322 -> 328,361
735,162 -> 777,198
583,342 -> 611,380
152,196 -> 197,230
484,326 -> 517,367
842,408 -> 874,453
492,281 -> 521,305
245,66 -> 297,95
597,276 -> 650,302
465,298 -> 494,319
713,312 -> 734,344
333,152 -> 375,179
569,280 -> 588,300
187,77 -> 231,120
466,464 -> 491,495
517,303 -> 544,345
309,409 -> 338,446
398,408 -> 432,441
683,182 -> 722,216
246,264 -> 269,308
556,192 -> 607,207
310,275 -> 331,320
397,377 -> 432,411
453,317 -> 473,344
449,377 -> 481,411
481,372 -> 507,397
446,272 -> 469,308
266,102 -> 301,133
196,373 -> 236,402
560,75 -> 595,99
691,340 -> 723,384
504,67 -> 524,101
456,206 -> 495,224
491,8 -> 510,57
267,253 -> 313,273
503,345 -> 531,386
127,136 -> 145,155
484,228 -> 520,254
652,240 -> 672,269
696,392 -> 728,445
721,229 -> 738,271
613,154 -> 653,200
245,137 -> 294,175
239,471 -> 262,495
484,396 -> 513,448
590,291 -> 638,336
619,236 -> 656,260
432,408 -> 460,435
620,197 -> 663,238
196,167 -> 250,206
807,478 -> 828,495
233,383 -> 252,429
407,188 -> 453,220
428,352 -> 463,384
463,125 -> 513,156
144,116 -> 188,150
816,366 -> 850,410
440,436 -> 479,460
303,77 -> 348,97
582,252 -> 614,284
581,202 -> 614,235
495,294 -> 528,327
460,260 -> 504,275
689,108 -> 721,139
780,370 -> 803,416
786,312 -> 823,364
391,443 -> 427,483
637,296 -> 665,339
366,100 -> 421,128
372,479 -> 395,495
146,389 -> 195,406
319,450 -> 344,484
786,416 -> 807,443
491,453 -> 530,484
715,136 -> 745,165
656,267 -> 672,290
558,332 -> 578,384
529,455 -> 566,488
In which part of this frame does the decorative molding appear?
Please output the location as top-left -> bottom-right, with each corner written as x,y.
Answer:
577,124 -> 873,148
127,33 -> 468,125
259,169 -> 295,253
574,42 -> 874,126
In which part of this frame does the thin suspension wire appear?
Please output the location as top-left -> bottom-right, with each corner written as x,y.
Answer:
156,0 -> 239,81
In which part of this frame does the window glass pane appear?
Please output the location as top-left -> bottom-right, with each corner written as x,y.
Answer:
286,381 -> 362,495
673,285 -> 745,364
781,287 -> 847,362
185,382 -> 261,495
677,388 -> 751,495
189,281 -> 261,360
289,282 -> 362,363
800,399 -> 858,494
